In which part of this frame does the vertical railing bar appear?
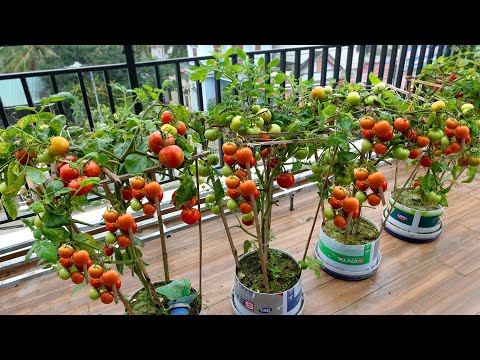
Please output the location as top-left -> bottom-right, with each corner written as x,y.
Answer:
308,48 -> 315,80
387,45 -> 398,84
0,96 -> 9,128
294,50 -> 301,81
377,45 -> 388,80
416,45 -> 428,75
280,51 -> 287,89
395,45 -> 408,88
49,74 -> 64,114
77,71 -> 94,131
437,45 -> 445,59
333,46 -> 342,82
231,54 -> 238,97
20,77 -> 34,107
123,45 -> 142,114
426,45 -> 436,65
366,45 -> 377,85
154,65 -> 165,104
321,48 -> 328,86
345,45 -> 354,83
194,60 -> 204,111
444,45 -> 452,57
175,62 -> 184,106
214,71 -> 223,166
103,70 -> 116,114
264,52 -> 271,104
356,45 -> 366,84
406,45 -> 417,76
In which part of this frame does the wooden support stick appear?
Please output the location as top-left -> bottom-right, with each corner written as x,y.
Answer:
218,204 -> 241,269
153,196 -> 170,282
117,289 -> 135,315
379,186 -> 386,206
302,197 -> 322,261
100,166 -> 122,184
193,148 -> 204,301
112,283 -> 119,305
344,211 -> 354,244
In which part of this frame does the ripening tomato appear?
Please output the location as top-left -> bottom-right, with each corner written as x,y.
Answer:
393,118 -> 410,132
446,118 -> 458,129
84,160 -> 100,177
371,180 -> 388,193
373,120 -> 391,138
354,168 -> 369,181
362,129 -> 376,140
14,148 -> 37,165
409,148 -> 421,159
242,217 -> 254,226
132,189 -> 146,201
100,292 -> 114,304
268,158 -> 279,169
455,126 -> 470,139
172,190 -> 197,209
117,214 -> 135,231
56,155 -> 78,173
413,180 -> 421,189
276,173 -> 295,189
147,190 -> 164,203
116,235 -> 131,248
228,188 -> 241,199
416,136 -> 430,147
445,128 -> 456,138
359,116 -> 375,130
105,279 -> 122,292
334,215 -> 347,229
176,121 -> 187,136
129,176 -> 145,190
103,209 -> 119,223
260,148 -> 270,158
450,142 -> 461,153
419,156 -> 433,167
149,131 -> 175,154
159,145 -> 185,169
102,245 -> 114,257
367,172 -> 385,189
90,277 -> 104,288
73,250 -> 90,267
143,203 -> 156,216
102,270 -> 120,287
60,164 -> 79,183
239,202 -> 253,214
161,111 -> 174,124
121,187 -> 133,201
144,182 -> 161,198
68,176 -> 93,196
58,244 -> 74,259
377,129 -> 393,142
88,264 -> 104,279
403,129 -> 417,142
181,208 -> 201,225
330,197 -> 343,209
237,156 -> 255,169
226,175 -> 241,189
236,148 -> 253,165
223,154 -> 237,166
234,169 -> 248,181
71,272 -> 85,284
443,147 -> 453,155
60,257 -> 74,268
105,222 -> 119,233
367,194 -> 381,206
222,142 -> 238,156
373,143 -> 387,155
356,180 -> 369,191
342,197 -> 360,213
332,186 -> 348,200
49,136 -> 70,156
239,180 -> 257,197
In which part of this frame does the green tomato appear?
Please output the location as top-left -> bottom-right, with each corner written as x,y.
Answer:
227,199 -> 238,212
230,116 -> 242,131
346,91 -> 361,106
324,85 -> 333,94
269,124 -> 281,133
255,117 -> 264,128
341,175 -> 352,185
392,146 -> 410,160
427,191 -> 441,204
255,152 -> 261,161
211,205 -> 221,215
295,148 -> 309,160
34,215 -> 43,228
414,185 -> 423,194
374,82 -> 386,93
365,95 -> 379,106
207,154 -> 220,166
334,176 -> 345,186
37,150 -> 55,164
256,108 -> 272,122
0,182 -> 7,195
322,151 -> 332,165
361,139 -> 373,152
221,165 -> 233,177
206,194 -> 216,203
441,136 -> 450,147
242,212 -> 253,222
105,232 -> 117,245
355,190 -> 368,203
427,129 -> 443,142
59,268 -> 71,280
88,288 -> 101,300
461,103 -> 474,114
197,163 -> 212,177
79,233 -> 96,255
205,129 -> 220,141
322,165 -> 331,176
131,199 -> 143,212
252,104 -> 261,113
311,162 -> 323,175
247,126 -> 261,135
324,206 -> 335,220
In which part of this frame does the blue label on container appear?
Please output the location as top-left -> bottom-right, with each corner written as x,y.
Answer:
286,287 -> 301,312
259,307 -> 272,313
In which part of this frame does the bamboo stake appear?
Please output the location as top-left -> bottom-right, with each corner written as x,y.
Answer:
193,148 -> 203,302
302,198 -> 322,261
218,204 -> 241,269
50,163 -> 57,181
379,186 -> 386,206
245,161 -> 270,293
100,166 -> 122,184
112,282 -> 119,304
153,195 -> 170,282
117,288 -> 135,315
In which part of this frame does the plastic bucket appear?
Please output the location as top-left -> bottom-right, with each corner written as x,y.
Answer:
315,217 -> 381,281
231,249 -> 305,315
382,197 -> 443,243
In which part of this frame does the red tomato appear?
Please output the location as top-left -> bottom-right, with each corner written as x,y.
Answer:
161,111 -> 174,124
393,118 -> 410,132
84,160 -> 100,177
176,121 -> 187,136
60,164 -> 79,183
181,208 -> 201,225
276,173 -> 295,189
159,145 -> 184,169
419,156 -> 433,167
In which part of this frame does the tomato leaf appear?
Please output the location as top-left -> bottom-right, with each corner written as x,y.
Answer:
134,237 -> 145,248
41,227 -> 69,244
124,154 -> 153,174
292,161 -> 303,173
274,73 -> 287,85
462,166 -> 477,183
236,48 -> 247,60
337,151 -> 358,162
451,165 -> 462,180
79,177 -> 100,187
32,240 -> 57,263
46,180 -> 64,198
155,278 -> 191,300
42,211 -> 70,228
243,240 -> 252,254
29,201 -> 45,214
213,178 -> 225,203
114,247 -> 124,275
17,114 -> 39,129
26,166 -> 47,184
33,227 -> 42,240
25,246 -> 35,262
1,196 -> 18,220
49,115 -> 66,136
368,72 -> 381,85
257,57 -> 265,70
339,115 -> 355,131
15,106 -> 36,112
174,174 -> 197,209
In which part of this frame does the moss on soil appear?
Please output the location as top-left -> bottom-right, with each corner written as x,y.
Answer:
127,281 -> 202,315
322,217 -> 379,245
236,249 -> 301,293
392,189 -> 441,211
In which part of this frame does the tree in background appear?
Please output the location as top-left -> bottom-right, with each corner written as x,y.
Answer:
0,46 -> 59,72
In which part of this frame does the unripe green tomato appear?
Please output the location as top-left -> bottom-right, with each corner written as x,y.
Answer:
0,182 -> 7,195
324,85 -> 333,94
440,136 -> 450,147
105,232 -> 117,245
347,91 -> 361,106
255,117 -> 264,128
414,185 -> 423,194
252,104 -> 261,113
59,268 -> 71,280
221,165 -> 233,177
392,146 -> 410,160
269,124 -> 281,133
34,215 -> 43,228
206,194 -> 215,203
242,212 -> 253,222
211,205 -> 221,215
322,151 -> 332,164
227,199 -> 238,212
230,116 -> 242,131
205,129 -> 220,141
131,199 -> 143,212
88,288 -> 101,300
355,190 -> 368,203
427,129 -> 443,142
361,139 -> 373,152
321,165 -> 330,176
37,150 -> 55,164
374,82 -> 386,93
311,163 -> 323,175
295,148 -> 309,160
334,176 -> 345,186
247,126 -> 261,135
427,191 -> 441,204
207,154 -> 220,166
324,206 -> 335,220
255,152 -> 261,161
197,163 -> 212,177
365,95 -> 379,106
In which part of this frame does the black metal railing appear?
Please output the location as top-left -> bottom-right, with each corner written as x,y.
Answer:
0,44 -> 464,226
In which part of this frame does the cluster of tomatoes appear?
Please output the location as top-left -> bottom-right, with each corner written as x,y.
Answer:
220,143 -> 259,226
148,110 -> 186,169
327,169 -> 386,229
57,244 -> 121,304
14,135 -> 71,166
431,117 -> 470,158
124,176 -> 162,217
57,155 -> 100,196
172,190 -> 200,225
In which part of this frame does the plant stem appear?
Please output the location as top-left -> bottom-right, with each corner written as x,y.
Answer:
302,198 -> 322,261
344,211 -> 354,244
153,194 -> 170,282
218,204 -> 241,268
194,148 -> 203,303
117,288 -> 135,315
90,190 -> 116,203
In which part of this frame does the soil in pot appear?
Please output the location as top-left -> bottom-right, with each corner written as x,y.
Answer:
236,249 -> 301,293
127,281 -> 202,315
392,189 -> 441,211
322,218 -> 379,245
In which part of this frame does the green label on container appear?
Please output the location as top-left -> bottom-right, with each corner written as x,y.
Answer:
390,207 -> 414,225
320,241 -> 371,265
418,214 -> 441,228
